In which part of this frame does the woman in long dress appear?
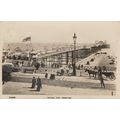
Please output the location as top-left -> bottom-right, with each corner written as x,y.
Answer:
36,77 -> 42,91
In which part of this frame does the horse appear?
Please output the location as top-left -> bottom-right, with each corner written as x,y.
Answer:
85,69 -> 97,79
102,71 -> 115,79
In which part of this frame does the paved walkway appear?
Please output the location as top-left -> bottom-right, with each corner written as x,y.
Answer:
3,71 -> 116,96
3,81 -> 115,96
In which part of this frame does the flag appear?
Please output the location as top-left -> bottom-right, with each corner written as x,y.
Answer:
23,36 -> 31,42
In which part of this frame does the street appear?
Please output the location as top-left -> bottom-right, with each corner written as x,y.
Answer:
3,73 -> 116,96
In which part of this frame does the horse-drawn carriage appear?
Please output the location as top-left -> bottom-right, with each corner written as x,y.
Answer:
84,65 -> 116,80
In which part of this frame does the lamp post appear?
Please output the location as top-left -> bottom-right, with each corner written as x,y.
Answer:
73,33 -> 77,76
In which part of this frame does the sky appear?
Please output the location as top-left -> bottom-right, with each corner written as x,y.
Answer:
0,21 -> 120,46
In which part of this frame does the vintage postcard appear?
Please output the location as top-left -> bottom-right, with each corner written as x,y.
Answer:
0,21 -> 120,99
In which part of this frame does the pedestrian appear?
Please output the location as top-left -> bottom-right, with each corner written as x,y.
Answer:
19,62 -> 22,68
66,67 -> 69,75
103,66 -> 107,72
78,64 -> 80,70
21,61 -> 24,66
80,70 -> 82,77
34,62 -> 40,73
98,67 -> 105,88
81,64 -> 83,69
31,77 -> 36,88
36,77 -> 42,91
45,70 -> 48,79
61,69 -> 64,76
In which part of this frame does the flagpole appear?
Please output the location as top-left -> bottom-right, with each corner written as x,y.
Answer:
30,37 -> 32,51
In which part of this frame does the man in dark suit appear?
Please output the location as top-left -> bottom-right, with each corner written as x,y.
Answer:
98,67 -> 105,88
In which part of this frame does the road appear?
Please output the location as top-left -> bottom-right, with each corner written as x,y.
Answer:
2,72 -> 116,96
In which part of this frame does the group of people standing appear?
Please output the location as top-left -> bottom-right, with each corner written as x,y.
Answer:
14,61 -> 24,68
31,77 -> 42,91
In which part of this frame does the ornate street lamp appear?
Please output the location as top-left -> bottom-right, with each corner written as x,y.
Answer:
73,33 -> 77,76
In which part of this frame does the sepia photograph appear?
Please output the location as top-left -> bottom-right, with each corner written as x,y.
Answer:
0,21 -> 119,98
1,1 -> 120,120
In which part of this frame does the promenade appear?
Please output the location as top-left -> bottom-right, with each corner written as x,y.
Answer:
3,72 -> 116,95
